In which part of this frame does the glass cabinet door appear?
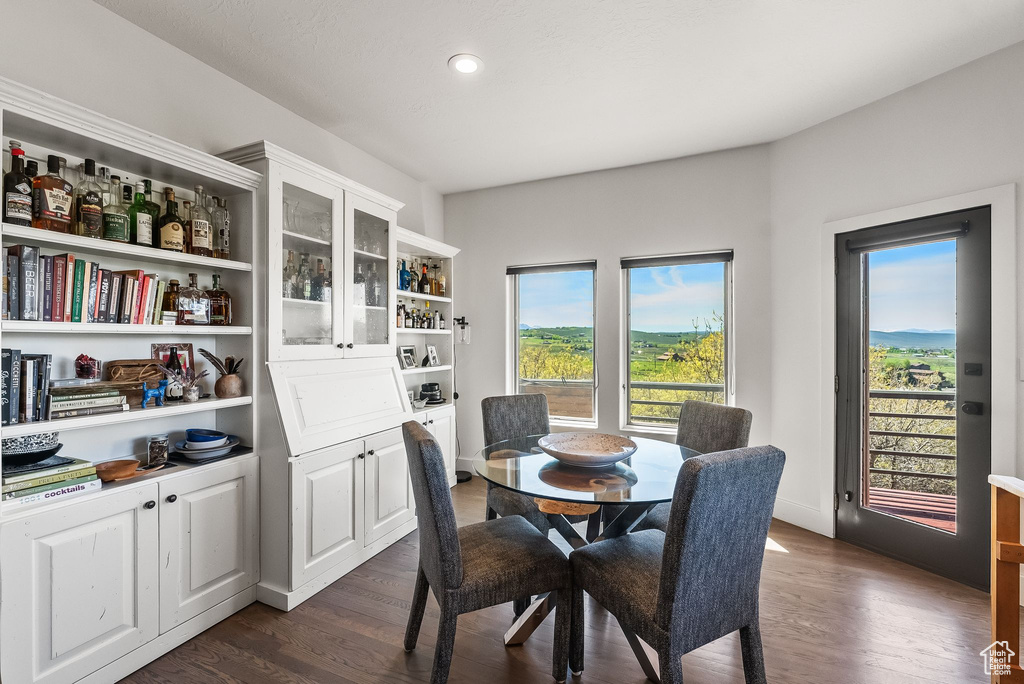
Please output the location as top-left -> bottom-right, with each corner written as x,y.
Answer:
344,193 -> 396,357
269,165 -> 345,360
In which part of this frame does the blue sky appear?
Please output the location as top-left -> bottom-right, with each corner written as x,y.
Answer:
867,240 -> 956,332
519,271 -> 594,328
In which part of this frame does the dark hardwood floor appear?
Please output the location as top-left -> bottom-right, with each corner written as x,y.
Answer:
122,477 -> 996,683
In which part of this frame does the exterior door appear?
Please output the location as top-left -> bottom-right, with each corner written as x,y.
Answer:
159,458 -> 259,631
836,206 -> 991,588
364,427 -> 416,543
268,162 -> 346,360
0,485 -> 160,684
344,192 -> 397,358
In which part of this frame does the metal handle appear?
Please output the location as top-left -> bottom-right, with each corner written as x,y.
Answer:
367,449 -> 375,456
357,452 -> 365,459
346,343 -> 354,349
429,419 -> 434,424
336,342 -> 346,349
423,421 -> 429,426
961,401 -> 984,416
166,494 -> 177,503
143,500 -> 156,510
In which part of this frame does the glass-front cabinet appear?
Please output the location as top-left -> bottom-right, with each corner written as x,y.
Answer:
345,193 -> 397,356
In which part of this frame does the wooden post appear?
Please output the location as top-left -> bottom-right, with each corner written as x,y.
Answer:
991,483 -> 1024,682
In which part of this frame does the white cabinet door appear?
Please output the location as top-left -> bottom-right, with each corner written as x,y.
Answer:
0,485 -> 160,684
159,458 -> 259,632
290,441 -> 365,590
364,427 -> 415,543
426,405 -> 457,486
343,192 -> 397,358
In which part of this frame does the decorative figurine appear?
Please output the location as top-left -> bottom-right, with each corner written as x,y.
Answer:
198,347 -> 245,398
140,379 -> 168,408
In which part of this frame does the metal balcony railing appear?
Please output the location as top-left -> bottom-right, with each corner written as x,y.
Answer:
627,381 -> 726,425
867,389 -> 956,488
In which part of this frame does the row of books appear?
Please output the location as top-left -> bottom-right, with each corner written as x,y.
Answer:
1,350 -> 131,425
2,244 -> 171,325
1,457 -> 100,507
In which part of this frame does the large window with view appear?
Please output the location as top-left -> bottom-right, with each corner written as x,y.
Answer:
508,261 -> 597,422
622,252 -> 732,428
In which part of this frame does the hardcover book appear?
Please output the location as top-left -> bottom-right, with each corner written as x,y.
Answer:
97,270 -> 111,322
18,357 -> 36,423
61,253 -> 75,321
2,474 -> 99,501
71,258 -> 86,322
21,354 -> 51,421
41,255 -> 53,321
2,456 -> 92,483
1,466 -> 98,493
8,348 -> 21,425
1,250 -> 6,321
6,477 -> 102,506
49,403 -> 130,419
52,254 -> 66,322
108,272 -> 122,323
48,395 -> 125,411
6,249 -> 19,321
1,348 -> 11,426
85,261 -> 99,323
12,244 -> 39,321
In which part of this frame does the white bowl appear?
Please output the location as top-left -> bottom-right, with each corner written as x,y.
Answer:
537,432 -> 638,468
186,436 -> 228,449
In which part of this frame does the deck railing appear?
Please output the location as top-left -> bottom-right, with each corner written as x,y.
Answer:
627,381 -> 725,425
866,389 -> 956,492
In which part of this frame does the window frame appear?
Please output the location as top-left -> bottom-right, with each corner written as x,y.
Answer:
619,251 -> 735,434
506,260 -> 599,427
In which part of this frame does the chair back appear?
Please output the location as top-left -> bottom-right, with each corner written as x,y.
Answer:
675,400 -> 752,454
481,394 -> 551,445
402,421 -> 463,590
656,446 -> 785,648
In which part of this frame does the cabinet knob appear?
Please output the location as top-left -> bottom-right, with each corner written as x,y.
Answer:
422,421 -> 428,427
367,449 -> 375,456
429,419 -> 434,424
336,343 -> 346,349
143,500 -> 156,510
166,494 -> 178,503
357,452 -> 365,459
346,343 -> 354,349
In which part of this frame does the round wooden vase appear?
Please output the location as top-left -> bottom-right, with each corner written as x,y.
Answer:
214,374 -> 244,398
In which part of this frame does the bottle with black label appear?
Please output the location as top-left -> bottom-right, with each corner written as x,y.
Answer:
31,155 -> 73,232
102,176 -> 130,243
185,184 -> 213,257
157,187 -> 185,252
3,141 -> 32,226
164,345 -> 184,401
73,158 -> 104,238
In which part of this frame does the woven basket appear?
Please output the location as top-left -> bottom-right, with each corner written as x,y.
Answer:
104,360 -> 165,406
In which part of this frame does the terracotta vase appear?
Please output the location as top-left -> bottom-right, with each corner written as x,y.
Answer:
214,373 -> 244,398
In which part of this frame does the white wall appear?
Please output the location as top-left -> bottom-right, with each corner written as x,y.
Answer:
769,40 -> 1024,535
444,146 -> 772,463
0,0 -> 442,238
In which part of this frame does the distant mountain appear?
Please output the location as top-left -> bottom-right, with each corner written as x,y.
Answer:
869,330 -> 955,350
900,328 -> 955,334
519,324 -> 532,330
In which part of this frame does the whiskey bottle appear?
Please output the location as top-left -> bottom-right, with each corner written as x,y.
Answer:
98,166 -> 111,205
164,345 -> 184,401
297,253 -> 312,300
161,279 -> 180,324
102,176 -> 131,242
404,305 -> 413,328
212,196 -> 231,259
3,142 -> 32,227
31,155 -> 74,232
176,272 -> 211,325
24,159 -> 38,180
129,181 -> 155,247
323,269 -> 333,303
367,262 -> 382,307
418,264 -> 429,294
206,274 -> 232,326
185,185 -> 213,257
311,259 -> 326,301
397,303 -> 404,328
438,312 -> 446,330
282,250 -> 296,298
157,188 -> 185,252
353,262 -> 366,305
73,158 -> 104,238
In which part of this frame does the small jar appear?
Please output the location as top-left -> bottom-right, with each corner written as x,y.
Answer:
147,434 -> 169,467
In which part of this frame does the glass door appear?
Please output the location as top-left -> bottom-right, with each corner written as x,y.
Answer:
268,164 -> 345,360
344,193 -> 396,357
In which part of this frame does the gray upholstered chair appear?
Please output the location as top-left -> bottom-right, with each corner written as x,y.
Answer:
402,421 -> 575,684
637,400 -> 753,533
570,445 -> 785,684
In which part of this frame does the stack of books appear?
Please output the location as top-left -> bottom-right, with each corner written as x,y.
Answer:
1,349 -> 52,425
1,456 -> 100,507
48,384 -> 129,419
1,244 -> 169,325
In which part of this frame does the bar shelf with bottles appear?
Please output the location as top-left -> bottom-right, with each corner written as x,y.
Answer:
396,253 -> 450,332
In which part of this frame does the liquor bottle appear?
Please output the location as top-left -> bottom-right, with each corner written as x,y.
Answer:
24,159 -> 38,180
212,196 -> 231,259
102,176 -> 131,242
397,303 -> 404,328
122,178 -> 133,205
404,305 -> 413,328
438,312 -> 446,330
185,185 -> 213,257
157,188 -> 185,252
164,346 -> 184,401
399,259 -> 411,291
438,270 -> 447,297
282,250 -> 296,298
430,263 -> 440,296
143,180 -> 161,220
3,142 -> 32,227
161,279 -> 180,324
323,270 -> 332,303
73,158 -> 104,238
367,262 -> 382,307
297,253 -> 312,300
352,262 -> 366,305
176,272 -> 211,325
311,259 -> 326,301
57,157 -> 68,180
31,155 -> 74,232
206,274 -> 232,326
98,167 -> 111,205
418,264 -> 429,294
129,181 -> 156,247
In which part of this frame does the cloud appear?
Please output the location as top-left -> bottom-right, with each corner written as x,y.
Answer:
868,251 -> 955,332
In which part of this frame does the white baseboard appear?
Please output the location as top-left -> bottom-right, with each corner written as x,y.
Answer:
773,495 -> 833,538
257,517 -> 419,612
456,457 -> 475,474
78,586 -> 257,684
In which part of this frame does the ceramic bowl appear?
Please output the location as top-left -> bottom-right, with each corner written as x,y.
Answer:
4,444 -> 63,467
95,459 -> 141,482
537,432 -> 638,468
186,436 -> 228,449
2,431 -> 59,455
185,428 -> 227,443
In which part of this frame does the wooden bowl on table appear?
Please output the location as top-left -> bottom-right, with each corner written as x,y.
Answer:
95,459 -> 141,482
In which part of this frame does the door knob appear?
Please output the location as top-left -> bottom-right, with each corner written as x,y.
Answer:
166,494 -> 177,503
961,401 -> 984,416
143,500 -> 156,510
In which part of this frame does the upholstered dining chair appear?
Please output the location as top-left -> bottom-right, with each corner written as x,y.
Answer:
636,400 -> 752,532
401,421 -> 575,684
570,445 -> 785,684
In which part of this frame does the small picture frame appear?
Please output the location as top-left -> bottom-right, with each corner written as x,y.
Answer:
407,390 -> 415,404
426,344 -> 440,367
152,343 -> 194,373
398,345 -> 418,370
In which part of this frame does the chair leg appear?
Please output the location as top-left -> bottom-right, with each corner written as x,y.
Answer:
552,590 -> 570,682
404,565 -> 430,652
430,606 -> 458,684
485,506 -> 498,521
585,511 -> 601,542
739,622 -> 767,684
659,649 -> 683,684
569,585 -> 585,676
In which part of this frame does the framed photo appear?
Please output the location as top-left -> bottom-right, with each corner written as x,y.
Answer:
426,344 -> 440,367
398,345 -> 418,370
152,343 -> 194,373
407,390 -> 415,404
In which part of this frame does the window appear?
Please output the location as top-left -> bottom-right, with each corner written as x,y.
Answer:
621,251 -> 732,428
508,261 -> 597,423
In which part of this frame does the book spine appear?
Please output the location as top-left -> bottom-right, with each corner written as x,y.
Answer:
86,262 -> 99,323
1,249 -> 7,321
41,255 -> 53,322
6,478 -> 102,506
97,270 -> 111,323
47,389 -> 120,400
6,251 -> 19,321
0,349 -> 11,426
107,273 -> 122,323
63,254 -> 75,321
17,245 -> 39,321
151,279 -> 166,325
71,258 -> 86,322
144,275 -> 157,325
2,474 -> 99,500
22,354 -> 52,421
52,255 -> 66,322
48,395 -> 125,411
2,459 -> 92,484
132,272 -> 147,324
8,349 -> 20,424
49,403 -> 130,419
19,358 -> 35,423
2,467 -> 97,493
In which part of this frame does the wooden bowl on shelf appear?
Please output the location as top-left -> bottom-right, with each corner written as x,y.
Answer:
95,459 -> 141,482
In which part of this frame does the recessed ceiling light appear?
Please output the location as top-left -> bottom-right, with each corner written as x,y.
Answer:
448,54 -> 483,75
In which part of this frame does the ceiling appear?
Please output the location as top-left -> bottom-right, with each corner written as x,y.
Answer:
94,0 -> 1024,194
